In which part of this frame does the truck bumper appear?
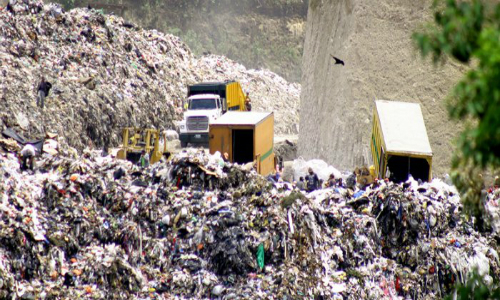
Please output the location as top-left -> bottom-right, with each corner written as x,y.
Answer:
179,133 -> 209,146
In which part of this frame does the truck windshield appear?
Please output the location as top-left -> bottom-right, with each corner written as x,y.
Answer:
189,99 -> 217,110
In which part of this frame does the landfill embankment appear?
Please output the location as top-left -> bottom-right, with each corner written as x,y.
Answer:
1,135 -> 500,299
0,1 -> 300,152
2,1 -> 500,300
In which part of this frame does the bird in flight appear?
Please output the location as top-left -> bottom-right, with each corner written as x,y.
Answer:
331,55 -> 345,66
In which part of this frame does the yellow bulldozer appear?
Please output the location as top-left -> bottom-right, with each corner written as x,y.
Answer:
117,128 -> 170,165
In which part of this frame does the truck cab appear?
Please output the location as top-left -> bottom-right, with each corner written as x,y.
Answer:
178,81 -> 247,147
178,94 -> 225,146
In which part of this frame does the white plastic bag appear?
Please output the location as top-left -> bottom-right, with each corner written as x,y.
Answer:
292,157 -> 341,182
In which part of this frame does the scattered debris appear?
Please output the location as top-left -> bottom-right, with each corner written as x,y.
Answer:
0,135 -> 498,299
1,2 -> 498,300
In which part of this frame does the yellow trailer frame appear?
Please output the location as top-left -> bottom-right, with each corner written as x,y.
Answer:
226,81 -> 248,111
371,101 -> 433,181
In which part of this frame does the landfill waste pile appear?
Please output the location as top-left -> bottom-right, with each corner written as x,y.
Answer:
0,0 -> 300,151
1,135 -> 500,299
274,138 -> 297,163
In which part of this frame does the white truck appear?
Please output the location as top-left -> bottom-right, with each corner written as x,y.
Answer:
178,81 -> 248,147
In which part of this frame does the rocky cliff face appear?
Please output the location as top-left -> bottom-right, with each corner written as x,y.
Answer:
298,0 -> 464,176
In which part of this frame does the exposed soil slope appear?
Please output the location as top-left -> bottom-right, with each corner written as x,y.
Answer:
299,0 -> 464,176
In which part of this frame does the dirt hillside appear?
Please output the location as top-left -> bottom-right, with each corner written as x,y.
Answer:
298,0 -> 465,176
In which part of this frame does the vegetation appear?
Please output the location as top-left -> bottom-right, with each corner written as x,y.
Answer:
444,271 -> 500,300
57,0 -> 75,9
414,0 -> 500,219
414,0 -> 500,298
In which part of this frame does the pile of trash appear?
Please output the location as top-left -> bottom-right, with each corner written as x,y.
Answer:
0,0 -> 300,151
292,157 -> 342,182
1,136 -> 500,299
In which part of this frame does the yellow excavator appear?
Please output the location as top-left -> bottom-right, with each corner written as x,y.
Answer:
117,128 -> 170,165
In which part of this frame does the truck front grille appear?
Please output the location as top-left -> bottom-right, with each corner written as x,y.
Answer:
187,116 -> 209,131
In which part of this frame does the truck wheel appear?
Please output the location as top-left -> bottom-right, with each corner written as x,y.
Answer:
181,141 -> 187,148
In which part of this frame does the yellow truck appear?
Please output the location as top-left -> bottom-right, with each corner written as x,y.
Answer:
209,111 -> 275,175
117,128 -> 170,165
178,81 -> 248,147
371,100 -> 433,182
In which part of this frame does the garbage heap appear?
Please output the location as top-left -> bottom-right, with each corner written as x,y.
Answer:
1,143 -> 500,299
0,0 -> 300,151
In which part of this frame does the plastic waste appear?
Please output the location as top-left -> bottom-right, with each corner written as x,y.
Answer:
0,102 -> 498,300
257,243 -> 265,270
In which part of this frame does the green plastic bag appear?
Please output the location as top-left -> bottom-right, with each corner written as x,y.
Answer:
257,243 -> 265,270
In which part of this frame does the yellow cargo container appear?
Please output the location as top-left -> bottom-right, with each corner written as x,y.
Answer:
209,112 -> 275,175
371,100 -> 433,182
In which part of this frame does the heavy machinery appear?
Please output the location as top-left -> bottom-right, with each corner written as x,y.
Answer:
355,166 -> 375,186
178,81 -> 248,147
117,128 -> 170,165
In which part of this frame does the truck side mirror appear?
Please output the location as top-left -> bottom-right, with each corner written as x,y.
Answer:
222,98 -> 228,113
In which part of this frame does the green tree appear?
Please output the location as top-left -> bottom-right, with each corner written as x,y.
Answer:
414,0 -> 500,219
413,0 -> 500,298
444,271 -> 500,300
58,0 -> 76,9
